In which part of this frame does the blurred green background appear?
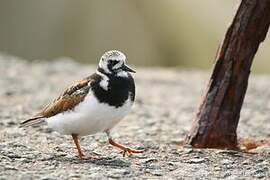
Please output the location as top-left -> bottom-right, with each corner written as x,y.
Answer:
0,0 -> 269,72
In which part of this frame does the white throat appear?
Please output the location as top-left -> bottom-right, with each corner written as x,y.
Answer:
117,71 -> 129,78
96,69 -> 109,91
98,61 -> 111,74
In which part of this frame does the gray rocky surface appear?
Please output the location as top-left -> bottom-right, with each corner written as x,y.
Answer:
0,54 -> 269,179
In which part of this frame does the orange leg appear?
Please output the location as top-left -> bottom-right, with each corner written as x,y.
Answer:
108,138 -> 144,156
71,134 -> 85,159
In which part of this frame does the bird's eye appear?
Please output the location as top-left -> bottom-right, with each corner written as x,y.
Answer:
109,60 -> 118,66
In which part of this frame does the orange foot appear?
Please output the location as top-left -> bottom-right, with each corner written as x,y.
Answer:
108,138 -> 144,157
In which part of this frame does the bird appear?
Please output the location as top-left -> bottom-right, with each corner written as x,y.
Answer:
20,50 -> 143,159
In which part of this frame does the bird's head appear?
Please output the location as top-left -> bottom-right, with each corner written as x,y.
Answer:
98,50 -> 135,76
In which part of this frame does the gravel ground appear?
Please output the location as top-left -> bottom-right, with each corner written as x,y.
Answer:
0,54 -> 270,179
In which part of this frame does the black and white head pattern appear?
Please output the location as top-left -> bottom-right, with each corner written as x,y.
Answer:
98,50 -> 135,77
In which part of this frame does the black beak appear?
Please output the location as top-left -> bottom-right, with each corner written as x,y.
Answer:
122,64 -> 136,73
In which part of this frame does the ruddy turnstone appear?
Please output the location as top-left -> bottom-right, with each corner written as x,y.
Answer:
20,50 -> 143,159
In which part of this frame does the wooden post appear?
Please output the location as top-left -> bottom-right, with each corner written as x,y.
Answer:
185,0 -> 270,149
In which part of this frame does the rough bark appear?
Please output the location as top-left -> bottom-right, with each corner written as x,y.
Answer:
185,0 -> 270,149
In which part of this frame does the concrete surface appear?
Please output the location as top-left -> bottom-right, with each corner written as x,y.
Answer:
0,55 -> 269,179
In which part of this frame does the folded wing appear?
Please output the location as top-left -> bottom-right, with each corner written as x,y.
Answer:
20,75 -> 96,127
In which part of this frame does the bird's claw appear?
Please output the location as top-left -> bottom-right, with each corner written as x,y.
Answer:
121,149 -> 131,157
78,154 -> 86,160
120,147 -> 144,157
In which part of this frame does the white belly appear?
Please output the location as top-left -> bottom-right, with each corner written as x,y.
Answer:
46,91 -> 133,136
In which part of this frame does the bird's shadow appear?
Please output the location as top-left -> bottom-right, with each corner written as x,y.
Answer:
53,155 -> 131,168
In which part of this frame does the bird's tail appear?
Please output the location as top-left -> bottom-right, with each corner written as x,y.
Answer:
19,116 -> 45,127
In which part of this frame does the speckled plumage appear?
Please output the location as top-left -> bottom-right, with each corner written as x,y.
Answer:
21,50 -> 135,135
20,50 -> 143,159
21,50 -> 143,159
